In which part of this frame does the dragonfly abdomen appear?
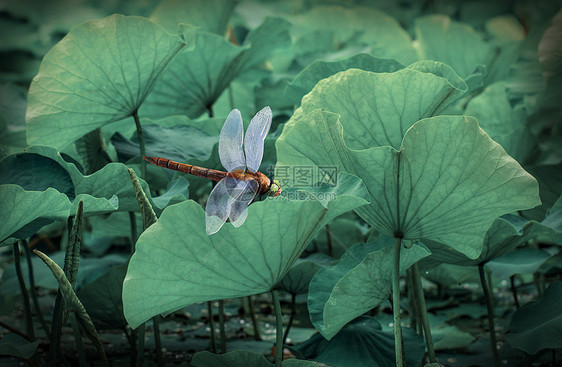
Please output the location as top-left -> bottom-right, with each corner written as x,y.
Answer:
143,156 -> 227,182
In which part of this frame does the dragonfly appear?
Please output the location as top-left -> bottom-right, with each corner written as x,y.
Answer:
144,107 -> 282,235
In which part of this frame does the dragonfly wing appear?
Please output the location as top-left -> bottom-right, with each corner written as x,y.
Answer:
244,106 -> 272,173
229,179 -> 259,228
219,109 -> 246,172
205,177 -> 238,235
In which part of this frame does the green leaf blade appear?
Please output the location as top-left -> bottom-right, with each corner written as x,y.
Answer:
308,237 -> 431,340
26,14 -> 185,148
277,110 -> 540,258
292,67 -> 467,150
122,174 -> 369,328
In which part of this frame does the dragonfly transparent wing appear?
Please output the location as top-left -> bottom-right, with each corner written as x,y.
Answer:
229,179 -> 259,228
205,176 -> 251,235
219,109 -> 246,172
244,106 -> 272,173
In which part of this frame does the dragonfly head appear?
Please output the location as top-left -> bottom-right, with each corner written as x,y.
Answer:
267,179 -> 282,197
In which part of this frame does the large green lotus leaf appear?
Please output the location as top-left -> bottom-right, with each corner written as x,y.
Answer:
290,65 -> 466,150
150,0 -> 235,35
0,152 -> 74,199
422,211 -> 562,267
285,53 -> 404,105
192,350 -> 320,367
465,82 -> 535,163
1,251 -> 127,294
140,17 -> 290,119
77,264 -> 128,329
293,318 -> 425,367
25,145 -> 152,212
507,281 -> 562,354
122,173 -> 369,328
486,248 -> 551,279
26,14 -> 186,148
414,15 -> 493,79
278,253 -> 333,295
0,185 -> 117,243
308,236 -> 430,340
294,6 -> 416,65
277,111 -> 540,258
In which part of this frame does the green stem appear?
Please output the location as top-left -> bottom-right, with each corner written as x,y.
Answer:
248,296 -> 261,340
218,300 -> 227,353
13,241 -> 34,341
271,290 -> 283,367
412,263 -> 436,363
406,269 -> 419,334
69,313 -> 87,367
23,241 -> 49,338
392,237 -> 404,367
207,301 -> 217,353
282,293 -> 296,345
153,317 -> 163,367
479,264 -> 500,367
132,109 -> 146,180
130,326 -> 137,366
136,323 -> 145,366
510,275 -> 520,309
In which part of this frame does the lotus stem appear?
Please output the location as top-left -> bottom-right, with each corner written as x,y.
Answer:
478,264 -> 500,367
406,269 -> 421,335
153,316 -> 163,367
13,241 -> 34,341
207,301 -> 217,353
136,323 -> 145,366
392,237 -> 404,367
23,240 -> 49,338
272,289 -> 283,367
282,293 -> 297,345
412,263 -> 436,363
219,300 -> 227,353
132,109 -> 146,179
510,275 -> 520,309
248,296 -> 261,340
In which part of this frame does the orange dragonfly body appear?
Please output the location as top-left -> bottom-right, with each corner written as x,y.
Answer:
143,156 -> 274,195
143,107 -> 281,235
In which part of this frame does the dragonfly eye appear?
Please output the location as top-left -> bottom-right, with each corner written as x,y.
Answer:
268,179 -> 282,197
